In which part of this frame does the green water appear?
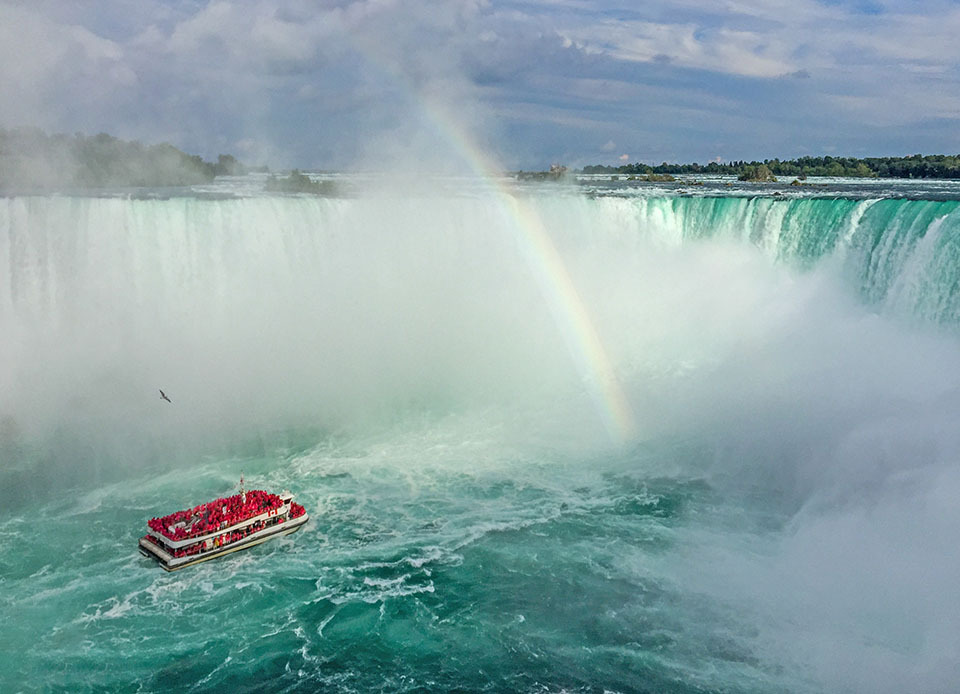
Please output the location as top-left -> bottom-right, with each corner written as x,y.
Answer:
616,196 -> 960,321
5,434 -> 756,692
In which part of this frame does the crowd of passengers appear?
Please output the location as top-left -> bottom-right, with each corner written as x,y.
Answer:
145,517 -> 269,557
147,489 -> 286,541
288,502 -> 306,519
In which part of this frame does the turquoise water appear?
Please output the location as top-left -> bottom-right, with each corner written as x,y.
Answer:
3,184 -> 960,692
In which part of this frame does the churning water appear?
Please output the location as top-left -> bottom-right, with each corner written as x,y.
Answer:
2,177 -> 960,692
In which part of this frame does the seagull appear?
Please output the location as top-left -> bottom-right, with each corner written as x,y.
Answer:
159,389 -> 172,403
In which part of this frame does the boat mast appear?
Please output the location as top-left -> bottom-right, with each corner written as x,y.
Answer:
240,473 -> 246,504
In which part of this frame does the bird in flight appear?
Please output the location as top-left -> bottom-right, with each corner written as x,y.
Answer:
159,389 -> 172,403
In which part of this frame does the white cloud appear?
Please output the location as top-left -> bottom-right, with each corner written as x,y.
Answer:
555,1 -> 960,84
559,18 -> 796,79
0,4 -> 133,126
1,0 -> 959,167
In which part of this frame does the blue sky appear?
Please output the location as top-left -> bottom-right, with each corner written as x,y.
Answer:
1,0 -> 959,170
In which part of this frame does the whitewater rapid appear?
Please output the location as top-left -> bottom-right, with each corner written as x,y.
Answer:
2,183 -> 960,692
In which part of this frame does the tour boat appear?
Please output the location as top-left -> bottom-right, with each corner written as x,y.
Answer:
138,480 -> 308,571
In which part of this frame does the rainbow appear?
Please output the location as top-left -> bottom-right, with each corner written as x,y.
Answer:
497,186 -> 638,444
421,101 -> 636,443
336,47 -> 636,444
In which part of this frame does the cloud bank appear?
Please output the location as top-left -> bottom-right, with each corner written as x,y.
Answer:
1,0 -> 958,168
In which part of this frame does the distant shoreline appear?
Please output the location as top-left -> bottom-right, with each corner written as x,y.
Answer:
578,154 -> 960,180
0,128 -> 255,192
4,128 -> 960,187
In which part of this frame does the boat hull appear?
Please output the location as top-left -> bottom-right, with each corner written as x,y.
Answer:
139,513 -> 309,571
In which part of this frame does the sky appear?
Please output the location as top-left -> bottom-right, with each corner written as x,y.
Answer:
1,0 -> 959,170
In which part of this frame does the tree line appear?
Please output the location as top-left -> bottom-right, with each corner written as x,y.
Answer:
581,154 -> 960,179
0,128 -> 249,191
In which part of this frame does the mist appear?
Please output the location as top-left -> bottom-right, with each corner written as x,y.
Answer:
0,193 -> 602,489
4,186 -> 960,690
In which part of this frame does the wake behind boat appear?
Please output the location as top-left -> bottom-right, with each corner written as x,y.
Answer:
139,481 -> 308,571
